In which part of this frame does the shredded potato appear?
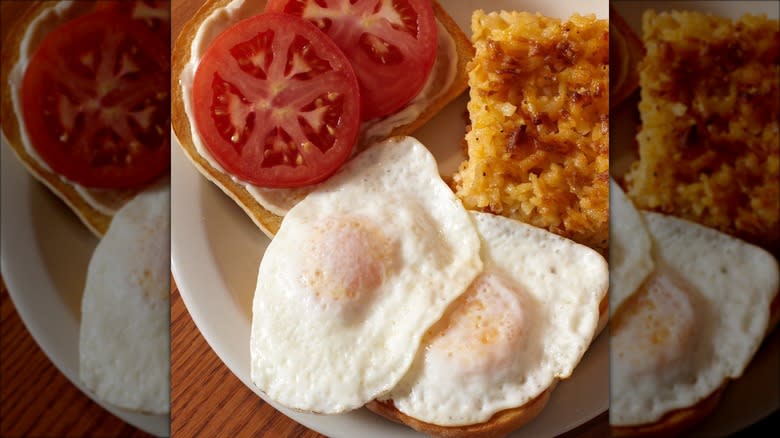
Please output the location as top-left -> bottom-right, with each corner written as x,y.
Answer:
453,11 -> 609,252
625,11 -> 779,249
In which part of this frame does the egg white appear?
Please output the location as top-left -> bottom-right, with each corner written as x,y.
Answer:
610,212 -> 779,426
249,136 -> 483,414
384,211 -> 609,426
610,178 -> 655,316
79,180 -> 170,415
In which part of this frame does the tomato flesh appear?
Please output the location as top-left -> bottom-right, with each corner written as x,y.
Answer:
265,0 -> 438,120
192,13 -> 361,188
21,10 -> 170,188
94,0 -> 171,41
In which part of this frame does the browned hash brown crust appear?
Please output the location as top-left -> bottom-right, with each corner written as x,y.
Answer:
453,11 -> 609,253
625,11 -> 779,252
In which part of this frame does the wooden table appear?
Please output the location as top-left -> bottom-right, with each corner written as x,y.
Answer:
169,1 -> 607,437
0,276 -> 150,437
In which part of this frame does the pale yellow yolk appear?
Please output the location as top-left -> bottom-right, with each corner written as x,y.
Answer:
299,216 -> 393,318
612,273 -> 697,376
428,273 -> 527,374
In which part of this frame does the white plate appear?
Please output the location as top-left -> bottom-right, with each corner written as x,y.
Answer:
611,2 -> 780,435
172,1 -> 608,436
0,138 -> 170,437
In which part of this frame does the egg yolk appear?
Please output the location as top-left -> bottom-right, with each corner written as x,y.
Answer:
611,273 -> 697,376
298,216 -> 393,317
428,273 -> 527,375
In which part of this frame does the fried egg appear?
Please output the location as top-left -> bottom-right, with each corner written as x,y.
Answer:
610,211 -> 779,426
382,211 -> 609,426
249,136 -> 483,414
610,178 -> 654,315
79,180 -> 170,415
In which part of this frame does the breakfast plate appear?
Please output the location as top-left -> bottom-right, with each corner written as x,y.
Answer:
0,138 -> 170,437
611,1 -> 779,435
171,1 -> 608,436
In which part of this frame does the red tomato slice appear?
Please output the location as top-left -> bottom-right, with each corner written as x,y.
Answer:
265,0 -> 438,120
94,0 -> 171,42
21,10 -> 170,189
192,13 -> 361,188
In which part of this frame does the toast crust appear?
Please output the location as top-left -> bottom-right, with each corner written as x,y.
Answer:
0,1 -> 158,237
597,293 -> 608,335
171,0 -> 474,238
366,384 -> 555,438
611,385 -> 726,438
609,6 -> 643,109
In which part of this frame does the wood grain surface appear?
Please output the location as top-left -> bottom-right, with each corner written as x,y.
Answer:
0,276 -> 150,438
170,1 -> 607,437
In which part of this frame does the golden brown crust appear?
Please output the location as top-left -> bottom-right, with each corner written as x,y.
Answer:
452,11 -> 609,253
596,293 -> 609,335
769,289 -> 780,333
0,1 -> 152,238
366,385 -> 555,438
625,11 -> 779,253
609,6 -> 643,109
611,384 -> 726,438
171,0 -> 474,238
363,267 -> 605,438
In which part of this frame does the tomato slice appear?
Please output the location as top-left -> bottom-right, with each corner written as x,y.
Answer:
265,0 -> 438,120
94,0 -> 171,42
192,13 -> 361,188
21,10 -> 170,189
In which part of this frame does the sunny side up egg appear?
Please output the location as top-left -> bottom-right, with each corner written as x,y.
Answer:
610,177 -> 654,316
79,180 -> 170,415
610,193 -> 780,426
383,211 -> 609,426
249,136 -> 483,414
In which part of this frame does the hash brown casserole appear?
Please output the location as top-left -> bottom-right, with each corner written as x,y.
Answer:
453,11 -> 609,252
624,10 -> 779,250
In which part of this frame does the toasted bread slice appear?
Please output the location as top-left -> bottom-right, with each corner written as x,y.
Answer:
367,384 -> 555,438
609,6 -> 643,109
172,0 -> 474,237
612,291 -> 780,437
1,2 -> 157,237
